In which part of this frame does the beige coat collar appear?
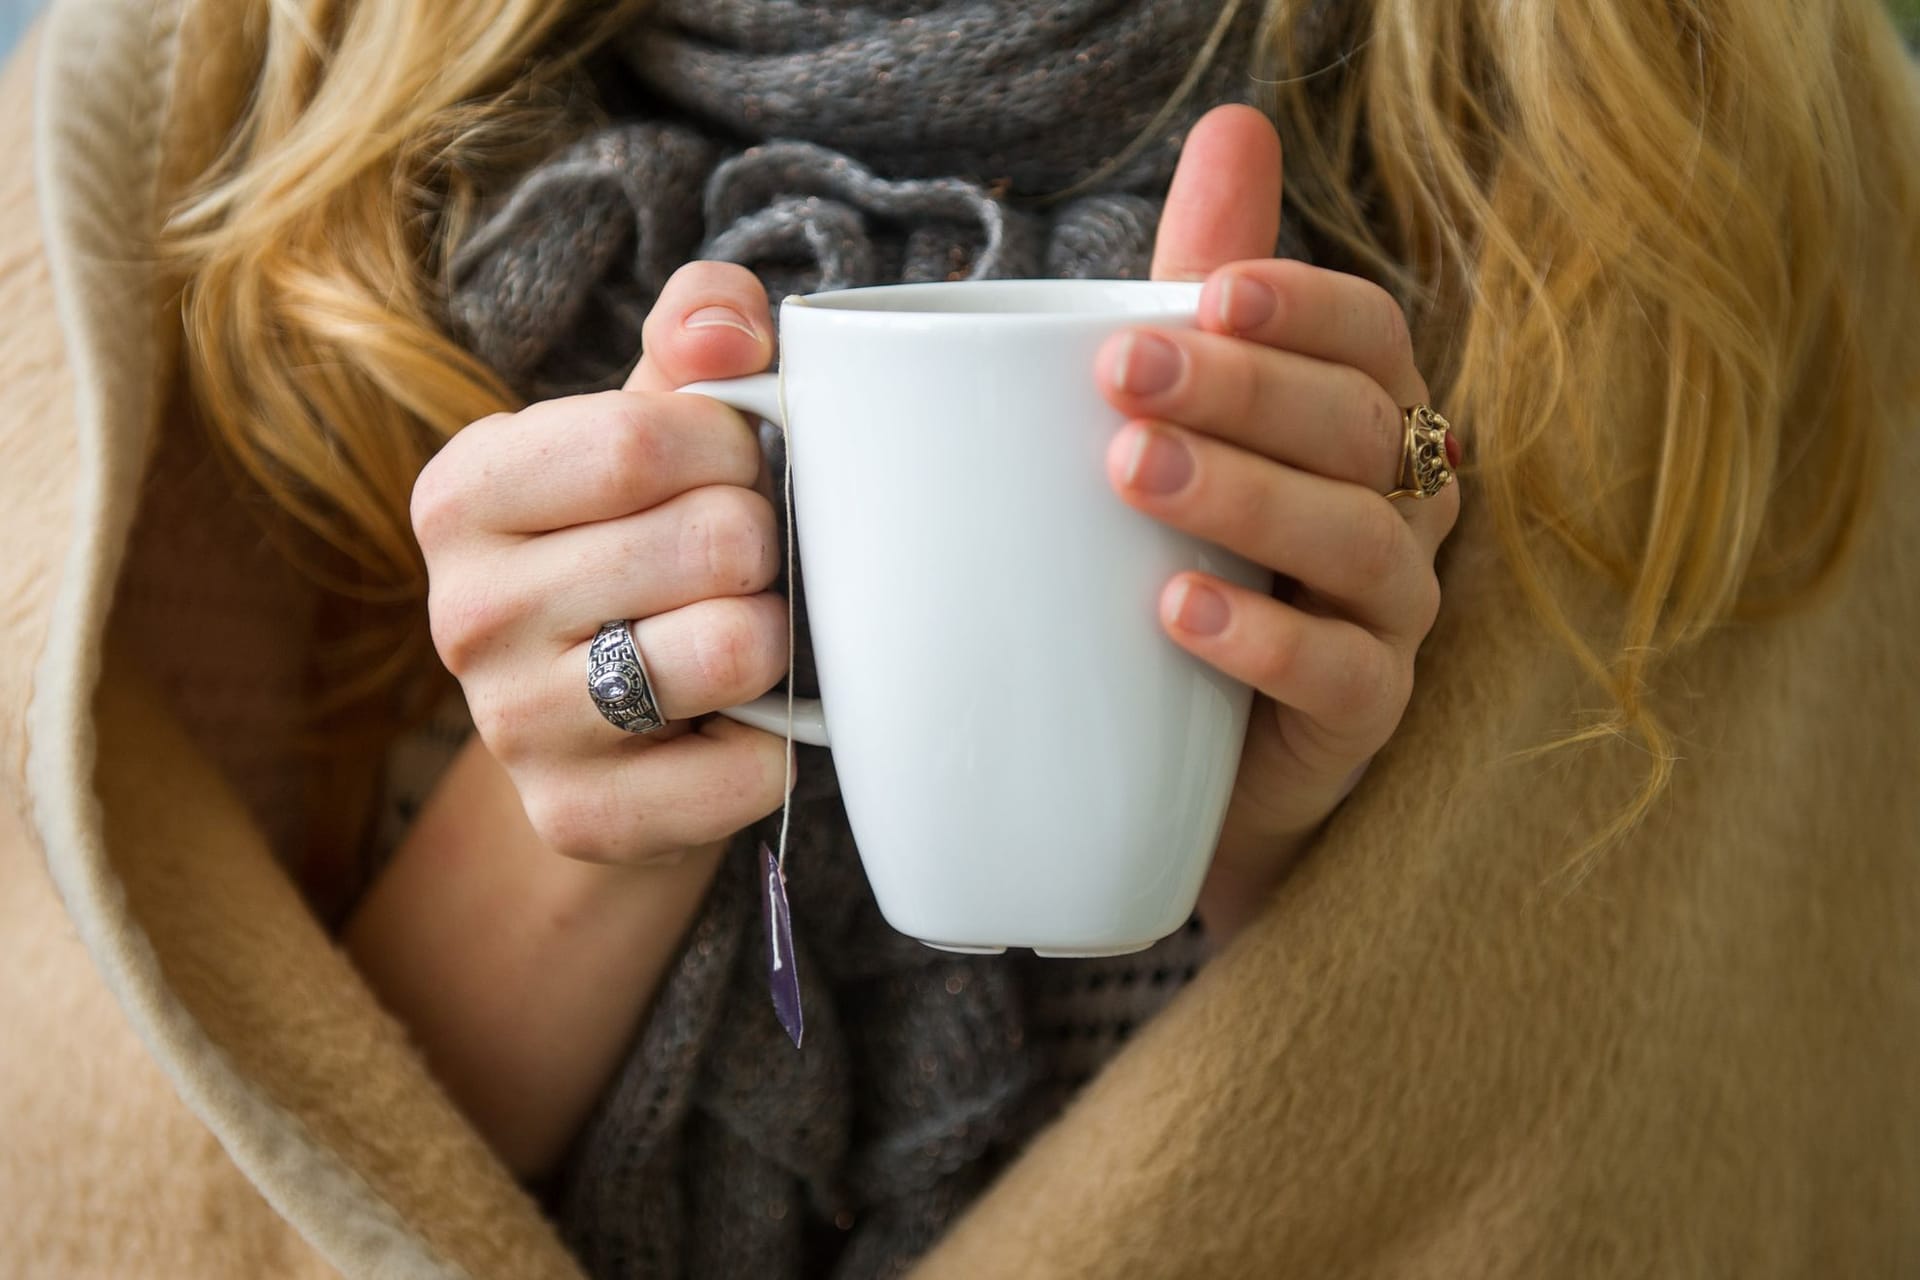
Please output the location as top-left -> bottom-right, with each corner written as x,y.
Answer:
16,1 -> 583,1274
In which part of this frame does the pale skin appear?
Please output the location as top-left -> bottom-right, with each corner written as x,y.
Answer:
345,105 -> 1461,1178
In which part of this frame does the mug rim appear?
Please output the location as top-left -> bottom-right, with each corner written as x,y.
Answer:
783,277 -> 1203,321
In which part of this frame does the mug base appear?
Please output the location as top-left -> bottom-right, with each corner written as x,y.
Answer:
1031,943 -> 1156,959
915,940 -> 1160,959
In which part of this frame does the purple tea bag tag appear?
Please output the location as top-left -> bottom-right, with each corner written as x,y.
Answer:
760,841 -> 804,1048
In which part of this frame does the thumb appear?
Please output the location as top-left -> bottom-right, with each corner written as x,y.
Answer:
1151,105 -> 1283,283
626,261 -> 775,392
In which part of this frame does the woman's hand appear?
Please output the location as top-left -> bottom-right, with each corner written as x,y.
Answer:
412,261 -> 797,867
352,262 -> 798,1178
1102,106 -> 1463,939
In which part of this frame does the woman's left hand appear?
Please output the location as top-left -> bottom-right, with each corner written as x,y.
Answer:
1101,106 -> 1463,939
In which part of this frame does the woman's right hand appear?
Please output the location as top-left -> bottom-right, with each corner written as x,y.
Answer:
411,261 -> 796,867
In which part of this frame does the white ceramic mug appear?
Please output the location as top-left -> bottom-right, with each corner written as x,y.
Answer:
680,279 -> 1271,957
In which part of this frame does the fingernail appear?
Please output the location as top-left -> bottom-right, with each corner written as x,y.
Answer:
1170,578 -> 1230,636
1123,424 -> 1193,495
1218,275 -> 1277,333
1116,332 -> 1184,397
1445,431 -> 1463,468
684,305 -> 761,341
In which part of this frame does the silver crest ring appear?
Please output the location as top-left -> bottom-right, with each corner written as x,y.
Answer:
1384,404 -> 1457,503
587,621 -> 669,735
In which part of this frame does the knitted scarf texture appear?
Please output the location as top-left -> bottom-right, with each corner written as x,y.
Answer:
442,3 -> 1319,1276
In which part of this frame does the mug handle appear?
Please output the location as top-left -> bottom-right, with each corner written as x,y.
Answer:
676,373 -> 831,748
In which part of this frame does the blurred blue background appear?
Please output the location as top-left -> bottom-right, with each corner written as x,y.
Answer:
2,0 -> 44,62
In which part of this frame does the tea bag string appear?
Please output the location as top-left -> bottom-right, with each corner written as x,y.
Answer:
775,369 -> 797,878
758,367 -> 807,1048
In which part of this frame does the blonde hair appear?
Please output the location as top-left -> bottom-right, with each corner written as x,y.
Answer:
1263,0 -> 1920,861
167,0 -> 645,730
166,0 -> 1920,851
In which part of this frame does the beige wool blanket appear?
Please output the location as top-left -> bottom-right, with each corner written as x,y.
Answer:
2,3 -> 1917,1276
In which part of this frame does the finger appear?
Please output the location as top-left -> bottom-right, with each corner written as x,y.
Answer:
520,716 -> 795,865
565,592 -> 789,732
1107,419 -> 1444,643
516,484 -> 781,644
627,261 -> 775,393
1096,326 -> 1406,493
1159,572 -> 1411,751
413,390 -> 762,540
1151,105 -> 1282,283
1197,262 -> 1465,552
1198,259 -> 1429,409
1096,326 -> 1463,557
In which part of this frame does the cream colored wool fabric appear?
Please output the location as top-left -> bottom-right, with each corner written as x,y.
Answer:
4,4 -> 1917,1279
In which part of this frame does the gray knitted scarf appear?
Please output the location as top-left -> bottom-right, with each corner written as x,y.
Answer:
442,3 -> 1327,1277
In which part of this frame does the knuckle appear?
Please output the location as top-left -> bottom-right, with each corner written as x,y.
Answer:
599,395 -> 671,492
715,732 -> 788,820
685,487 -> 778,594
1364,280 -> 1412,360
692,597 -> 783,700
691,609 -> 750,695
746,595 -> 793,689
1410,571 -> 1444,637
426,575 -> 512,676
466,684 -> 533,765
1364,649 -> 1404,722
1221,465 -> 1269,549
523,780 -> 612,863
1348,499 -> 1411,590
1323,657 -> 1368,725
409,453 -> 462,548
1390,656 -> 1416,718
1327,639 -> 1395,727
1271,257 -> 1313,294
1360,382 -> 1403,482
1348,651 -> 1414,735
673,503 -> 719,592
1253,616 -> 1305,693
651,729 -> 782,850
1227,344 -> 1266,432
411,414 -> 513,546
1384,298 -> 1412,364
